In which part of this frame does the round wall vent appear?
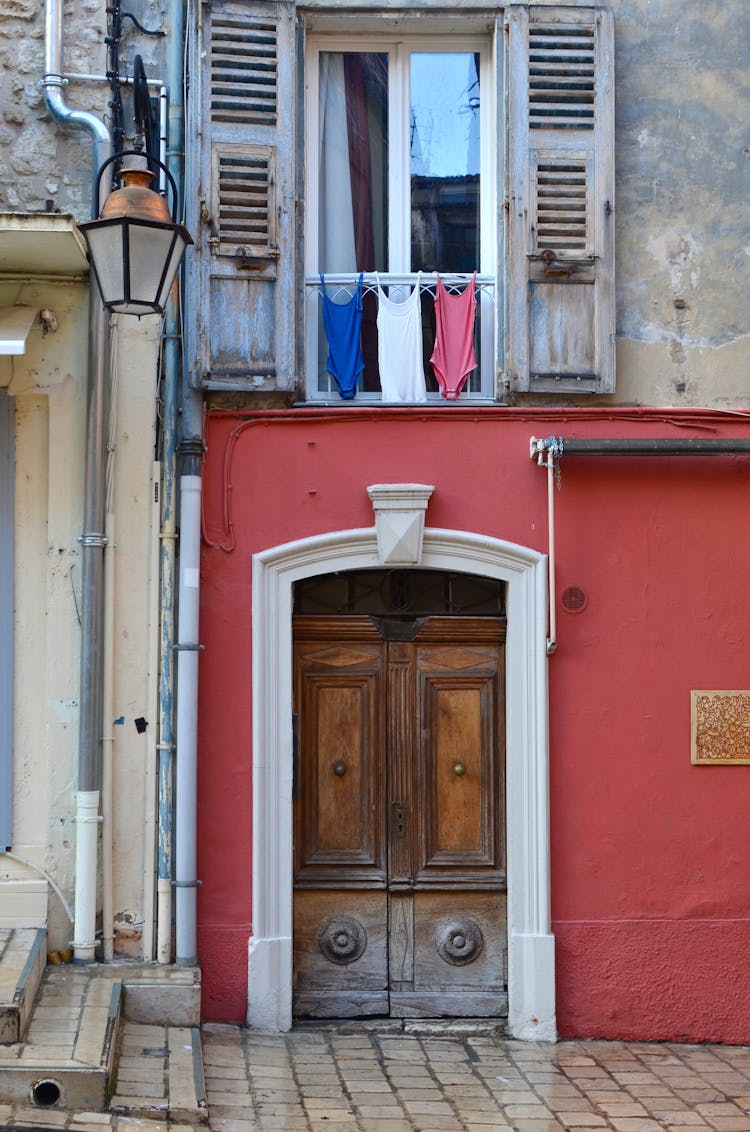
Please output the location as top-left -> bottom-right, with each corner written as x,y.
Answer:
560,585 -> 588,614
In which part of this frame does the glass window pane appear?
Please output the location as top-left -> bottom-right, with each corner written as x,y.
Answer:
318,52 -> 388,273
410,52 -> 480,271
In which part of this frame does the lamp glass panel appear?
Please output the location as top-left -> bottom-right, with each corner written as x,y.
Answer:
126,221 -> 179,307
155,233 -> 190,311
85,224 -> 127,306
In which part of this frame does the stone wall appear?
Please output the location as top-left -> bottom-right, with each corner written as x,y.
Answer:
0,0 -> 163,219
1,0 -> 747,400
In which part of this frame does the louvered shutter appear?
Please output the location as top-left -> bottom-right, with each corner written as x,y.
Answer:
186,0 -> 297,390
507,6 -> 614,393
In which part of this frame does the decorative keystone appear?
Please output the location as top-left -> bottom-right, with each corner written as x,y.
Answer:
367,484 -> 434,566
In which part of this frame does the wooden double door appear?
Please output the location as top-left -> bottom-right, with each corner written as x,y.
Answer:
292,614 -> 507,1019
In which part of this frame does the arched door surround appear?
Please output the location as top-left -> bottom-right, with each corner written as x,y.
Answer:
249,526 -> 555,1041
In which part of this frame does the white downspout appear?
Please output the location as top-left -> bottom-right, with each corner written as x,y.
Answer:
44,0 -> 111,964
174,472 -> 202,964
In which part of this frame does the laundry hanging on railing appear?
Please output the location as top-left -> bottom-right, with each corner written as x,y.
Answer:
319,272 -> 365,400
318,271 -> 480,401
430,272 -> 477,401
376,273 -> 427,403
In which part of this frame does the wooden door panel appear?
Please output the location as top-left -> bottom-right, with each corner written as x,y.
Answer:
294,638 -> 386,885
293,889 -> 388,1017
389,891 -> 508,1017
428,680 -> 486,857
417,644 -> 504,880
300,676 -> 377,866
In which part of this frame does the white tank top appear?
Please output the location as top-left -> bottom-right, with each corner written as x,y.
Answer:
376,274 -> 427,403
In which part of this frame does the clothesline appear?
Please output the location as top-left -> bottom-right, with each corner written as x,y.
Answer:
306,272 -> 496,302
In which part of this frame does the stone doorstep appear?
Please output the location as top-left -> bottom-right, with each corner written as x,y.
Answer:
0,929 -> 47,1046
121,977 -> 201,1028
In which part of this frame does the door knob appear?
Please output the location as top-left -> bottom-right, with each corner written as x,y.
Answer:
453,762 -> 466,777
332,761 -> 346,777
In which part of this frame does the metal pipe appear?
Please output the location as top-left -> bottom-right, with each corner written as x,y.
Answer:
545,451 -> 557,656
44,0 -> 110,210
155,0 -> 189,965
156,459 -> 176,964
141,461 -> 162,961
45,0 -> 112,964
174,471 -> 202,964
101,325 -> 119,963
170,0 -> 204,966
531,436 -> 750,459
101,508 -> 116,961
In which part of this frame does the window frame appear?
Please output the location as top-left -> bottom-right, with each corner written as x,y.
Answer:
303,27 -> 498,403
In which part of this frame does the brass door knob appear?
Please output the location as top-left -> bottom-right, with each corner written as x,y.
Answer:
453,762 -> 466,777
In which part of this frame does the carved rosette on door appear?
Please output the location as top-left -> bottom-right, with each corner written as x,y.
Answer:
292,610 -> 507,1019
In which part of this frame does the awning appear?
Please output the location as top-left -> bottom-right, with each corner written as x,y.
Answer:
0,213 -> 89,277
0,306 -> 38,355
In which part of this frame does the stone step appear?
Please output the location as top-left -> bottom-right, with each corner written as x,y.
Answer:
0,927 -> 47,1044
121,966 -> 201,1028
108,1020 -> 207,1124
0,968 -> 121,1111
0,961 -> 206,1123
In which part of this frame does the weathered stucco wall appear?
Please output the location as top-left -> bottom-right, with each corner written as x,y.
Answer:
0,0 -> 747,406
0,284 -> 161,954
611,0 -> 750,406
0,277 -> 88,947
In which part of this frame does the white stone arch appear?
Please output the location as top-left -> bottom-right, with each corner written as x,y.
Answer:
249,526 -> 555,1040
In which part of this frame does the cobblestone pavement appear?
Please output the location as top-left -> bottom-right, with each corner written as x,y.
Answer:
3,1025 -> 750,1132
202,1023 -> 750,1132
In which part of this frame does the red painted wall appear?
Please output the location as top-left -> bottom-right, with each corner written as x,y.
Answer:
198,406 -> 750,1040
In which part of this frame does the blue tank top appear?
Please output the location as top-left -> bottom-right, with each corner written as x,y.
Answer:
320,273 -> 365,400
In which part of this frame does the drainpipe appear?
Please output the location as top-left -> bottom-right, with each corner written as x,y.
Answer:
167,0 -> 204,966
530,437 -> 750,458
101,327 -> 119,961
44,0 -> 111,962
156,430 -> 176,965
174,446 -> 203,965
154,0 -> 188,964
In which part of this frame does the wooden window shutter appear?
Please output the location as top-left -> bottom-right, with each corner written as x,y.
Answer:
186,0 -> 297,390
507,6 -> 615,394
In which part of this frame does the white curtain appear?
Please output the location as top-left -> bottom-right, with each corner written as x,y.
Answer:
318,53 -> 357,273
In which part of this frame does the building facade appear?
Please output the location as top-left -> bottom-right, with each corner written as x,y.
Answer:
0,0 -> 749,1044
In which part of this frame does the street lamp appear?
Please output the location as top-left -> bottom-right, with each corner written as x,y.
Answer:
78,151 -> 192,317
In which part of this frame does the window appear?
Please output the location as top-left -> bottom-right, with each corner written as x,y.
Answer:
187,2 -> 615,398
304,34 -> 496,401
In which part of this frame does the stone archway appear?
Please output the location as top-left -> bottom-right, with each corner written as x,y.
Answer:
249,525 -> 555,1040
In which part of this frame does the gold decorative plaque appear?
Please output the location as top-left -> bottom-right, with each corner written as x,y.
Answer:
691,690 -> 750,765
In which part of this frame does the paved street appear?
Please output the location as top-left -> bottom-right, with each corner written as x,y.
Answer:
203,1024 -> 750,1132
3,1023 -> 750,1132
